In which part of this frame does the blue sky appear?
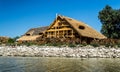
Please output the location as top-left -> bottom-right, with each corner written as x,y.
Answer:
0,0 -> 120,38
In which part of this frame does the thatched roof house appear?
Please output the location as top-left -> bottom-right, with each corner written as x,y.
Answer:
0,36 -> 9,43
17,26 -> 48,42
18,15 -> 106,44
24,26 -> 48,36
44,15 -> 106,43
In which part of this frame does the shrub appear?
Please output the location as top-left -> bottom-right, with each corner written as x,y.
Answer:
45,42 -> 63,47
116,41 -> 120,48
90,43 -> 100,47
117,45 -> 120,48
104,43 -> 116,48
68,44 -> 76,48
82,43 -> 87,46
8,38 -> 15,44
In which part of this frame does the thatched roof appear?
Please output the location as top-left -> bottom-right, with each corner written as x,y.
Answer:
0,36 -> 9,39
61,15 -> 106,39
17,26 -> 48,41
17,35 -> 40,41
48,15 -> 106,39
0,36 -> 9,43
25,26 -> 48,36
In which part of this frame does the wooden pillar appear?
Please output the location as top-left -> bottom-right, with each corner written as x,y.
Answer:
50,32 -> 51,38
49,32 -> 50,38
49,32 -> 51,38
58,27 -> 60,38
67,30 -> 68,38
55,27 -> 56,38
63,30 -> 64,38
72,30 -> 73,38
63,30 -> 65,38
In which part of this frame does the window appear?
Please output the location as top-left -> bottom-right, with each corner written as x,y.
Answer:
79,26 -> 85,30
39,33 -> 43,35
26,34 -> 30,36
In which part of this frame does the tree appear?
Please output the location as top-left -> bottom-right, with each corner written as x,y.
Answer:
7,36 -> 20,44
8,38 -> 15,44
13,36 -> 20,41
98,5 -> 120,39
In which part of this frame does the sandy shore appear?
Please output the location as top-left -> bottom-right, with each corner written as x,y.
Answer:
0,45 -> 120,58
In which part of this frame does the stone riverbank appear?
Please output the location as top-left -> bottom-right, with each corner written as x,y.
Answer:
0,46 -> 120,58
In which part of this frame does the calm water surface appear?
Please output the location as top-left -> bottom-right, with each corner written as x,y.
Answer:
0,57 -> 120,72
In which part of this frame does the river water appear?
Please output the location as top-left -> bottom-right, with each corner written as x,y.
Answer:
0,57 -> 120,72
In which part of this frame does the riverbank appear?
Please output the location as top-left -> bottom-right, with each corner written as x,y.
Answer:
0,45 -> 120,58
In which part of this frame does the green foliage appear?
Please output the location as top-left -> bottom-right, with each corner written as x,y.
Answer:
81,43 -> 87,46
7,36 -> 20,44
115,41 -> 120,48
90,43 -> 100,47
52,43 -> 60,46
98,5 -> 120,39
105,43 -> 111,47
8,38 -> 15,43
117,44 -> 120,48
68,44 -> 76,48
45,42 -> 63,47
13,36 -> 20,41
104,43 -> 116,48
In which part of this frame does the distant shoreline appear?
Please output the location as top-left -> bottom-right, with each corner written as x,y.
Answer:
0,45 -> 120,58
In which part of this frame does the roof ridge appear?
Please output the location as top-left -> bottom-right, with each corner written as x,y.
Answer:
61,15 -> 91,27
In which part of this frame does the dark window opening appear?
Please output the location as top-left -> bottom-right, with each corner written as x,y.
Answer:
39,33 -> 43,35
79,26 -> 85,29
68,30 -> 72,35
26,34 -> 30,36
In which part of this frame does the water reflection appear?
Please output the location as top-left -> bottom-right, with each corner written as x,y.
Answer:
0,57 -> 120,72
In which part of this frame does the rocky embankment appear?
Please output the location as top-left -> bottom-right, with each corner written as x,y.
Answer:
0,46 -> 120,58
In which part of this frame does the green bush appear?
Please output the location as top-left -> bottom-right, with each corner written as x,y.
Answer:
116,42 -> 120,48
82,43 -> 87,46
104,43 -> 116,48
90,43 -> 100,47
117,45 -> 120,48
68,44 -> 76,48
45,42 -> 63,47
8,38 -> 15,44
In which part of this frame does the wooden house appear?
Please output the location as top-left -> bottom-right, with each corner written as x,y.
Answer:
18,15 -> 106,44
0,36 -> 9,44
43,15 -> 106,43
17,26 -> 48,43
